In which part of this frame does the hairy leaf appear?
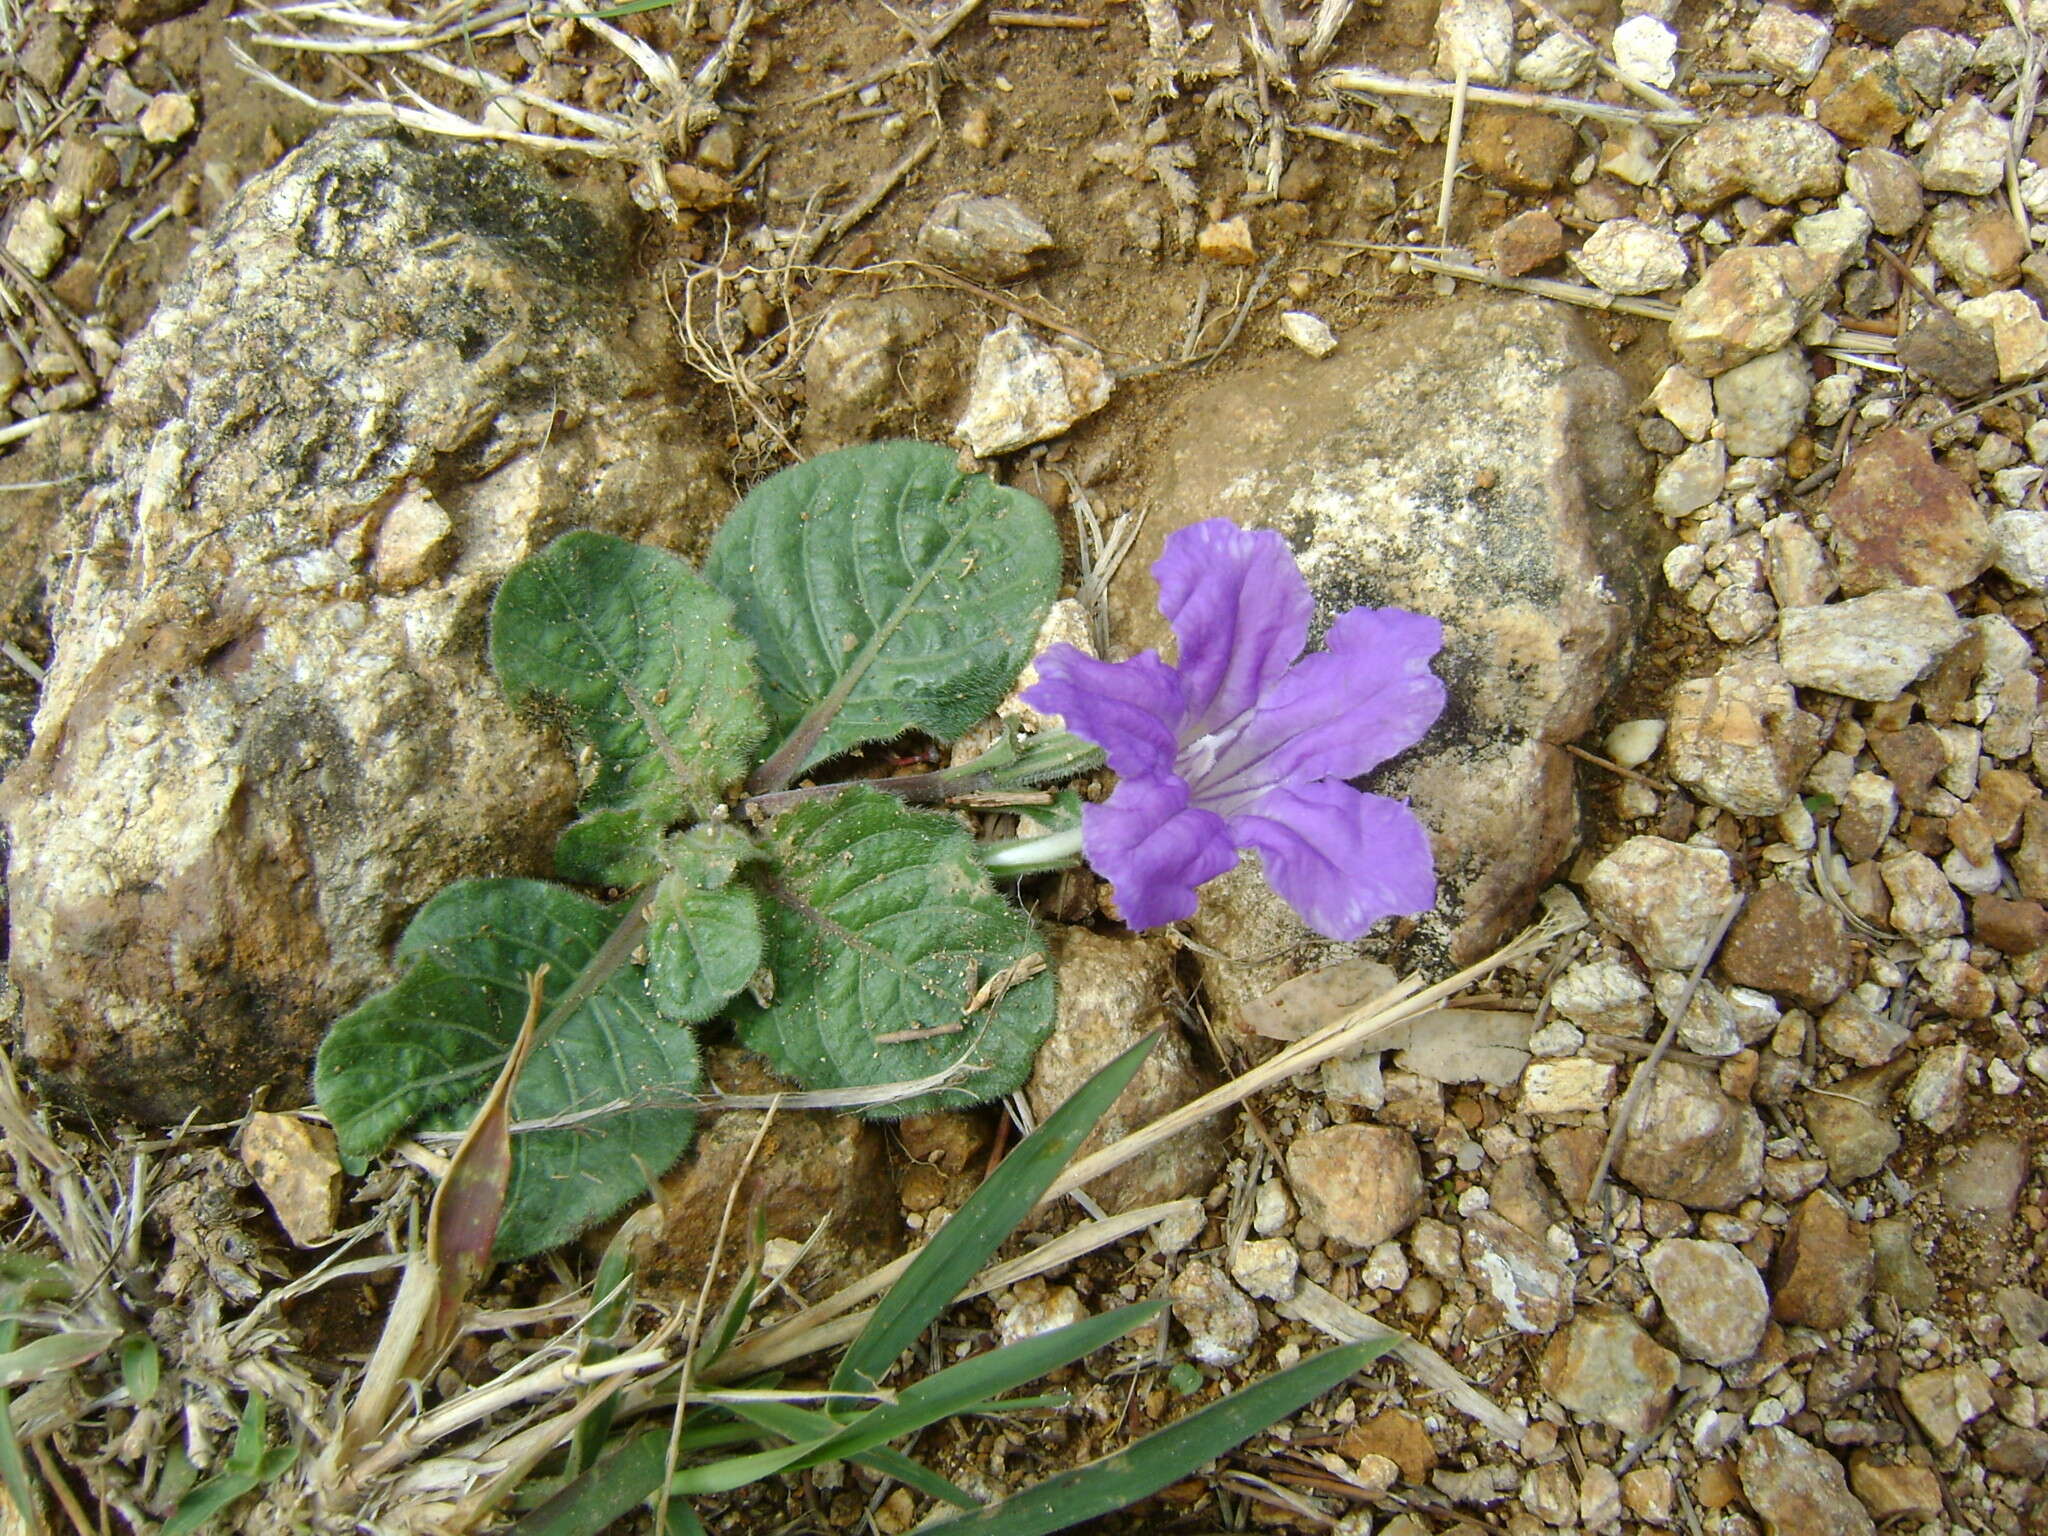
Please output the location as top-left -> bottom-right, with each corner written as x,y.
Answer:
734,786 -> 1053,1116
704,442 -> 1060,784
493,532 -> 768,881
316,879 -> 699,1261
645,825 -> 763,1025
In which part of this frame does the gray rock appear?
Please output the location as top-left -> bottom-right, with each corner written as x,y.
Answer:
1434,0 -> 1516,82
1666,656 -> 1825,815
1654,440 -> 1727,517
1712,348 -> 1811,457
1919,97 -> 2011,195
1738,1427 -> 1876,1536
1777,588 -> 1966,702
1027,928 -> 1225,1212
1927,202 -> 2028,299
802,293 -> 964,451
1549,957 -> 1654,1033
1903,1041 -> 1971,1131
1802,1064 -> 1903,1182
1171,1259 -> 1260,1366
1462,1210 -> 1573,1333
1121,298 -> 1656,1013
1992,506 -> 2048,590
1670,246 -> 1831,377
1870,1214 -> 1937,1308
917,193 -> 1055,283
1899,1364 -> 1995,1447
1669,119 -> 1845,211
1893,28 -> 1975,105
1584,836 -> 1735,970
953,322 -> 1112,457
1228,1236 -> 1301,1301
1845,148 -> 1925,238
1571,218 -> 1689,294
1879,852 -> 1964,940
1517,32 -> 1595,89
0,123 -> 728,1122
1745,4 -> 1832,82
1539,1307 -> 1680,1436
1937,1133 -> 2028,1227
1614,1061 -> 1766,1210
1286,1124 -> 1425,1249
1817,996 -> 1910,1066
1644,1238 -> 1769,1364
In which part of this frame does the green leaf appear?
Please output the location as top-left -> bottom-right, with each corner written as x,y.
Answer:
644,828 -> 763,1026
120,1335 -> 160,1405
555,809 -> 669,888
735,786 -> 1054,1117
316,879 -> 700,1261
0,1328 -> 117,1389
836,1034 -> 1158,1397
912,1342 -> 1387,1536
704,441 -> 1060,786
492,531 -> 769,878
164,1393 -> 300,1536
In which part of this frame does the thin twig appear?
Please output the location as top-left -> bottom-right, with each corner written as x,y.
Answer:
1437,63 -> 1469,239
1402,253 -> 1679,320
1585,894 -> 1745,1231
1319,64 -> 1699,129
795,129 -> 941,264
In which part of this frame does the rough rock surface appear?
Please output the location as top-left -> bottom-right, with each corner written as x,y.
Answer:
1125,298 -> 1656,1019
1825,426 -> 1994,593
1539,1307 -> 1680,1436
1612,1062 -> 1765,1210
1286,1124 -> 1425,1249
1738,1426 -> 1877,1536
1643,1238 -> 1770,1364
1025,928 -> 1225,1213
0,123 -> 728,1122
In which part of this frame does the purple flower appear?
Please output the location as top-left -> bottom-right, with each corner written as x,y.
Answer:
1022,519 -> 1446,940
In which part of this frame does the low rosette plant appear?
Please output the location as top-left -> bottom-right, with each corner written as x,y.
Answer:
316,447 -> 1445,1264
318,442 -> 1083,1260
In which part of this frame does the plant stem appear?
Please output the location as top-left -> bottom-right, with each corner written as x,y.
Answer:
978,825 -> 1084,874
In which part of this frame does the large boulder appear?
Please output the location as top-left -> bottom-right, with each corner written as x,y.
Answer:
1116,298 -> 1657,1020
1,123 -> 728,1122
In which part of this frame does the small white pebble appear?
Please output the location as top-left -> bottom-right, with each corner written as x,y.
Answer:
1989,1058 -> 2023,1095
1279,310 -> 1339,358
1604,718 -> 1666,768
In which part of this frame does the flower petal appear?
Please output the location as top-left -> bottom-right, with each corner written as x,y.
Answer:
1193,607 -> 1445,806
1153,520 -> 1312,737
1082,777 -> 1236,930
1227,780 -> 1436,941
1021,644 -> 1185,780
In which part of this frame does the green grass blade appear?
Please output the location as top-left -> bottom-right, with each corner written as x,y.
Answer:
511,1429 -> 670,1536
0,1386 -> 42,1536
911,1341 -> 1387,1536
120,1334 -> 160,1405
727,1400 -> 981,1509
834,1035 -> 1158,1395
673,1302 -> 1158,1496
569,1223 -> 640,1478
162,1472 -> 261,1536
